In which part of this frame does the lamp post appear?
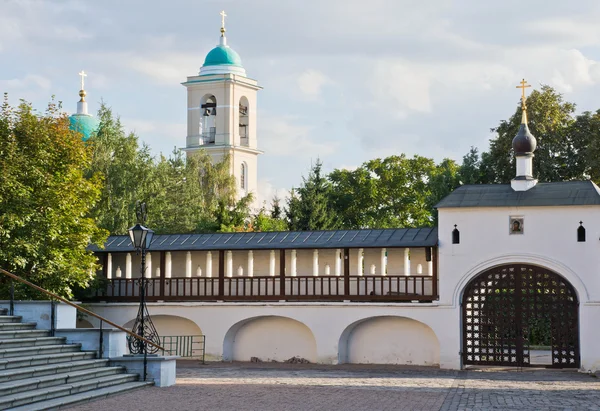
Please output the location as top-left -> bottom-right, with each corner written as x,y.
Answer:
127,222 -> 160,381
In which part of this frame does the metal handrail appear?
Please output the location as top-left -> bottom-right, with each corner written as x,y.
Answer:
0,267 -> 167,352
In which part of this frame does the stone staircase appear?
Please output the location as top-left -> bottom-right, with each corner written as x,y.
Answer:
0,308 -> 152,410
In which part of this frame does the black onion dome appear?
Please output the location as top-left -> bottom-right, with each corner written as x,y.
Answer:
512,122 -> 537,155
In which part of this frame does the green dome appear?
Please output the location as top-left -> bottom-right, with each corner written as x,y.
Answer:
203,45 -> 243,67
69,114 -> 100,141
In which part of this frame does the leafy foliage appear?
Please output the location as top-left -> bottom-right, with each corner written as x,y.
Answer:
329,155 -> 459,228
286,160 -> 339,231
87,104 -> 253,235
467,85 -> 591,184
0,95 -> 106,298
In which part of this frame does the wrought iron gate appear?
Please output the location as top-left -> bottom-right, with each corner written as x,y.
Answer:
462,264 -> 579,368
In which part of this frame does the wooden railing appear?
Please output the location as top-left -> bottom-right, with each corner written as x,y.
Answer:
0,267 -> 166,352
88,274 -> 437,302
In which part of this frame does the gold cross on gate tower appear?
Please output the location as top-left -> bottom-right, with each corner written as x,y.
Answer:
220,10 -> 227,36
516,78 -> 531,109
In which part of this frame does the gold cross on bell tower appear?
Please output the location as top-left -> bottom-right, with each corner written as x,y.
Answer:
78,70 -> 87,91
516,78 -> 531,110
220,10 -> 227,37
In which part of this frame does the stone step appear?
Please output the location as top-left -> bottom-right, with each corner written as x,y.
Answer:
0,343 -> 81,358
0,336 -> 67,349
9,381 -> 154,411
0,359 -> 110,383
0,351 -> 96,370
0,322 -> 37,331
0,366 -> 126,397
0,329 -> 50,340
0,373 -> 142,410
0,315 -> 22,323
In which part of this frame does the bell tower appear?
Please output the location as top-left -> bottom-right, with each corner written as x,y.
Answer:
182,10 -> 262,201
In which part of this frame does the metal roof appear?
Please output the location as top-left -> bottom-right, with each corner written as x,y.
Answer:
435,181 -> 600,208
91,228 -> 438,253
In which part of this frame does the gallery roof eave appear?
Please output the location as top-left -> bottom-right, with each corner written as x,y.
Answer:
90,227 -> 438,253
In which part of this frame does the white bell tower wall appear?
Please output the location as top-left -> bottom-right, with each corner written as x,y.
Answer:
182,73 -> 263,203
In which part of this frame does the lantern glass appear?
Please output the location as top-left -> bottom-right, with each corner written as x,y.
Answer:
128,224 -> 148,250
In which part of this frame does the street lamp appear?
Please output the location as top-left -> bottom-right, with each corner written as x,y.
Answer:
127,221 -> 160,381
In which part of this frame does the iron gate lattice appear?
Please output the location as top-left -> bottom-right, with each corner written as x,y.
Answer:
462,264 -> 579,368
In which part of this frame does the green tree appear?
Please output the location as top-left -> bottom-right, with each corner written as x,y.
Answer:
571,110 -> 600,183
427,158 -> 461,221
459,147 -> 487,184
86,104 -> 155,235
87,104 -> 253,234
329,155 -> 437,228
252,206 -> 288,232
286,160 -> 338,230
480,85 -> 579,183
0,96 -> 106,297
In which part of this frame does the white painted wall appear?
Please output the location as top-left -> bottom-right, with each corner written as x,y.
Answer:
342,316 -> 440,366
86,302 -> 457,367
437,204 -> 600,371
227,316 -> 317,362
438,205 -> 600,305
123,315 -> 202,337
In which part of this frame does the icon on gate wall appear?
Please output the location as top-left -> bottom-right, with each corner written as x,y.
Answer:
509,217 -> 524,234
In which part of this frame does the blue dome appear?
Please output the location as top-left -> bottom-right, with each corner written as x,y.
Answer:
203,45 -> 243,67
69,114 -> 99,141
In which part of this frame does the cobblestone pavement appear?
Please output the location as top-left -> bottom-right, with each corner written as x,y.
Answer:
68,362 -> 600,411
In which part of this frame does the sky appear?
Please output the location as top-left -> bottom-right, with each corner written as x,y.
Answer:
2,0 -> 600,205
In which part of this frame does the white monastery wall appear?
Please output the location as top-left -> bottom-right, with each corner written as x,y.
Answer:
318,249 -> 338,276
343,317 -> 440,366
105,246 -> 432,279
230,316 -> 317,362
250,250 -> 272,276
170,251 -> 187,276
387,248 -> 406,275
87,302 -> 456,368
123,315 -> 202,337
437,205 -> 600,372
438,205 -> 600,305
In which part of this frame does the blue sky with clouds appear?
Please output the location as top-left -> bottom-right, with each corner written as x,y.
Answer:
2,0 -> 600,204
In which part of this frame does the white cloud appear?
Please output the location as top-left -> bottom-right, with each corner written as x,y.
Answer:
369,61 -> 432,117
125,53 -> 199,85
259,114 -> 338,157
121,118 -> 186,155
0,74 -> 51,91
256,179 -> 290,210
296,69 -> 330,100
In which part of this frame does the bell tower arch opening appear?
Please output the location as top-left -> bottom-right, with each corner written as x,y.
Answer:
200,94 -> 217,144
239,96 -> 249,147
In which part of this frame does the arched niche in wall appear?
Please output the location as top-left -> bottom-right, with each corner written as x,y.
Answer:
223,315 -> 317,362
338,316 -> 440,365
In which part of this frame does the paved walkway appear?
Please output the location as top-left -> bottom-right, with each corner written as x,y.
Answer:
69,362 -> 600,411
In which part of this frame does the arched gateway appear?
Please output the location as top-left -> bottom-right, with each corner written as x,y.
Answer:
462,264 -> 579,368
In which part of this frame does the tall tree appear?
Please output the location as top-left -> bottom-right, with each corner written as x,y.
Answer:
0,96 -> 106,297
86,104 -> 155,235
287,160 -> 338,231
87,104 -> 253,235
329,155 -> 437,228
571,110 -> 600,183
480,85 -> 578,183
427,158 -> 461,221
